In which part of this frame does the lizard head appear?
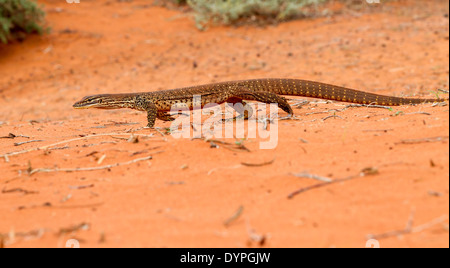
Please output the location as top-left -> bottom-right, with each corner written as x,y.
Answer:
73,94 -> 136,109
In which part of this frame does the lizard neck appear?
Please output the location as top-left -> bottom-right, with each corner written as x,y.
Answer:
102,93 -> 140,109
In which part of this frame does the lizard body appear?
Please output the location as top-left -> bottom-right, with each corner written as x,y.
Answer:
73,78 -> 448,127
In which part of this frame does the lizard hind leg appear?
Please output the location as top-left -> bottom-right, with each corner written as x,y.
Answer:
232,90 -> 294,117
253,92 -> 293,116
156,111 -> 176,121
225,97 -> 254,121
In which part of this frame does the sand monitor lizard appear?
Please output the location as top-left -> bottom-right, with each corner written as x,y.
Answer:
73,78 -> 448,127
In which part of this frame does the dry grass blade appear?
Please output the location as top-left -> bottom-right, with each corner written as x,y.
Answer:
2,187 -> 39,194
241,158 -> 275,167
1,133 -> 29,139
68,184 -> 94,190
403,112 -> 431,116
196,137 -> 251,152
395,136 -> 449,145
322,115 -> 343,121
0,228 -> 47,247
58,222 -> 90,236
291,172 -> 332,182
288,167 -> 379,199
367,211 -> 448,240
224,205 -> 244,227
346,103 -> 393,110
13,140 -> 44,146
362,129 -> 393,133
29,155 -> 153,175
1,132 -> 162,162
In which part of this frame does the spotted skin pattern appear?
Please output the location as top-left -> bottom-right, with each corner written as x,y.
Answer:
73,78 -> 448,127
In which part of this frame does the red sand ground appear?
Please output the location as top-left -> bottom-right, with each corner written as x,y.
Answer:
0,0 -> 448,248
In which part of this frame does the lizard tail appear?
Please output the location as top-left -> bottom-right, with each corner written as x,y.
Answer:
249,78 -> 448,106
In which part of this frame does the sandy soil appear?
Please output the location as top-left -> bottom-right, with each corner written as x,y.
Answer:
0,0 -> 448,248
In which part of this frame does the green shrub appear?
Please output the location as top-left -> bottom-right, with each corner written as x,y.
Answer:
0,0 -> 47,43
185,0 -> 326,29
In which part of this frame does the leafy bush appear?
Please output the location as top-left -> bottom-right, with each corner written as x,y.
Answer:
185,0 -> 326,29
0,0 -> 46,43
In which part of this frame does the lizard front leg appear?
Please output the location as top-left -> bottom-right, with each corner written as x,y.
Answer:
134,96 -> 159,128
145,103 -> 158,128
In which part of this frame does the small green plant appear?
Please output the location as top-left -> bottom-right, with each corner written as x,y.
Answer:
430,89 -> 447,100
185,0 -> 326,29
0,0 -> 47,43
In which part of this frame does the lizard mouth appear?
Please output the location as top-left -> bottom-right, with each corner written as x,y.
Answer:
73,101 -> 121,109
73,102 -> 98,109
